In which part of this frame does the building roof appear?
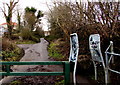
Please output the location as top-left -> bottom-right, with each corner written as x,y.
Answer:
0,22 -> 17,26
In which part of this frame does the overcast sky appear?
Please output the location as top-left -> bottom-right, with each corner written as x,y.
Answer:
0,0 -> 118,31
0,0 -> 79,31
0,0 -> 54,31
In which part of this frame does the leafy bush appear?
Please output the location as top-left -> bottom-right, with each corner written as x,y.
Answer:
55,80 -> 64,85
31,35 -> 40,43
1,38 -> 24,61
32,28 -> 44,38
2,47 -> 23,61
48,42 -> 64,59
11,33 -> 20,40
20,28 -> 41,43
16,40 -> 36,44
10,80 -> 22,85
21,28 -> 32,40
45,35 -> 58,42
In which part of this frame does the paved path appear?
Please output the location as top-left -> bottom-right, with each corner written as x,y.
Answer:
0,38 -> 61,84
0,38 -> 96,84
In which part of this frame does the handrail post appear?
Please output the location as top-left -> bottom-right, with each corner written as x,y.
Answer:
110,41 -> 114,64
105,42 -> 111,84
6,65 -> 10,74
93,61 -> 97,80
64,62 -> 70,85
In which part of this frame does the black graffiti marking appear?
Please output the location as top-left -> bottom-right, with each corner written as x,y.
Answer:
94,49 -> 101,57
70,35 -> 77,62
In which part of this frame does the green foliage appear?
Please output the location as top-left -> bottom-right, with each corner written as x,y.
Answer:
2,0 -> 19,38
48,42 -> 64,59
20,28 -> 40,42
31,35 -> 40,43
16,40 -> 36,44
2,45 -> 23,61
55,80 -> 64,85
2,38 -> 24,61
21,28 -> 32,40
10,80 -> 22,85
45,35 -> 59,42
11,33 -> 20,40
48,14 -> 64,39
22,7 -> 44,42
24,7 -> 44,31
37,10 -> 44,18
25,7 -> 37,13
32,28 -> 44,38
48,1 -> 120,53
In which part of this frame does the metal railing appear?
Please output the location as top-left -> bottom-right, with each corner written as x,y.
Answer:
89,34 -> 120,84
105,41 -> 120,83
0,61 -> 70,85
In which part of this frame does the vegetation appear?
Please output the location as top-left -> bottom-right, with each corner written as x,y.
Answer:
15,40 -> 36,44
0,0 -> 119,84
55,80 -> 64,85
48,39 -> 65,60
0,0 -> 19,38
24,7 -> 43,31
1,38 -> 24,61
47,1 -> 120,83
16,6 -> 45,42
10,80 -> 22,85
1,2 -> 45,42
0,4 -> 45,77
20,28 -> 40,43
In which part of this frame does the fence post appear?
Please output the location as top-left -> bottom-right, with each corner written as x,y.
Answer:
64,62 -> 70,85
93,61 -> 97,80
105,52 -> 110,84
110,41 -> 114,64
6,65 -> 10,74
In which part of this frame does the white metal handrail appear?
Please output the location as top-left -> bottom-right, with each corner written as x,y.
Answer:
105,41 -> 120,77
108,67 -> 120,74
106,52 -> 120,74
89,35 -> 120,84
105,52 -> 120,63
106,52 -> 120,56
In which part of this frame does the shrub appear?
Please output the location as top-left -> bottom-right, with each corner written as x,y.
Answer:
10,80 -> 22,85
55,80 -> 64,85
48,42 -> 64,59
11,33 -> 20,40
44,35 -> 58,42
2,38 -> 24,61
31,35 -> 40,43
20,28 -> 32,40
16,40 -> 36,44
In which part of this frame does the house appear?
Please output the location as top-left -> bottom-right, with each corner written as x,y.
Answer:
0,26 -> 7,36
44,31 -> 50,36
0,22 -> 17,30
0,22 -> 17,36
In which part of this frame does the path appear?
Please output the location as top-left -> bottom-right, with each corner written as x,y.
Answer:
0,38 -> 62,84
0,38 -> 96,84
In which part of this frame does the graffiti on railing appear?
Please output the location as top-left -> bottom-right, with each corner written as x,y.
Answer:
89,34 -> 102,62
89,34 -> 120,84
69,33 -> 79,85
69,33 -> 79,62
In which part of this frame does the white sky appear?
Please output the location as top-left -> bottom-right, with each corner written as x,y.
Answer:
0,0 -> 53,31
0,0 -> 119,31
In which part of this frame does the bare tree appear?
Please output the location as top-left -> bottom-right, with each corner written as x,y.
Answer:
48,1 -> 119,39
83,2 -> 119,39
48,1 -> 119,54
17,7 -> 22,32
0,0 -> 19,38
